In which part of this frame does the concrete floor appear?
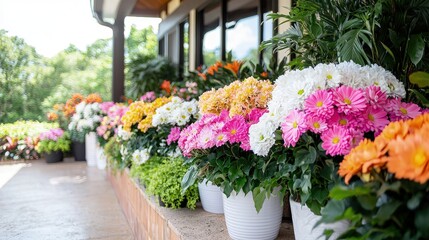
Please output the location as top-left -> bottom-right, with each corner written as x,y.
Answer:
0,158 -> 132,240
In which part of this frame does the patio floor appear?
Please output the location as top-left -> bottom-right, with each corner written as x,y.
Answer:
0,158 -> 132,240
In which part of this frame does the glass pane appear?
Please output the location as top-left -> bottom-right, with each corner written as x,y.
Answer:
226,0 -> 258,63
183,21 -> 189,75
262,11 -> 274,63
202,2 -> 221,66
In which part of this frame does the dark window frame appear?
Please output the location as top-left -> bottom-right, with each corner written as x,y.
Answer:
196,0 -> 278,67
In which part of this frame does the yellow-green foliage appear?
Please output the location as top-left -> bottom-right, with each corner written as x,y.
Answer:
0,121 -> 58,139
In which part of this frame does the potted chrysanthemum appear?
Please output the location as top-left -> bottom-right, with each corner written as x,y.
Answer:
179,77 -> 285,240
248,62 -> 423,239
319,113 -> 429,239
36,128 -> 71,163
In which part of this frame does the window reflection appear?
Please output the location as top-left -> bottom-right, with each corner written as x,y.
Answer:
226,0 -> 258,63
202,2 -> 221,66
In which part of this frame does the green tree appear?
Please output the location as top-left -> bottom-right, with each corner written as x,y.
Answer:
0,30 -> 48,122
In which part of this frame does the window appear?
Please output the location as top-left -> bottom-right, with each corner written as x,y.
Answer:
158,37 -> 165,56
226,0 -> 259,63
179,20 -> 190,77
197,0 -> 277,66
201,1 -> 221,66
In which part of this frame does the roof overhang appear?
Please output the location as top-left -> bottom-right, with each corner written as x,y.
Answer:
91,0 -> 168,23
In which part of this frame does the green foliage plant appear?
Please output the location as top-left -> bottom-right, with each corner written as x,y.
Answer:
104,136 -> 126,171
145,157 -> 199,209
36,132 -> 71,154
263,0 -> 429,99
127,57 -> 178,99
0,121 -> 58,160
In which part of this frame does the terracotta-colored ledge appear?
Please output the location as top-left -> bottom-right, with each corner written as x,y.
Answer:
108,168 -> 295,240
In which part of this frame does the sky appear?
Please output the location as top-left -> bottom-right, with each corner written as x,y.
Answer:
0,0 -> 161,57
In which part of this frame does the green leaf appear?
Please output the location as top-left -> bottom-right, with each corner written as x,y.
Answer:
409,89 -> 429,107
407,35 -> 425,66
320,200 -> 346,223
415,206 -> 429,237
180,165 -> 198,194
252,187 -> 267,213
409,71 -> 429,88
294,146 -> 317,166
374,200 -> 401,224
329,185 -> 371,200
357,195 -> 377,210
407,192 -> 423,210
234,177 -> 247,192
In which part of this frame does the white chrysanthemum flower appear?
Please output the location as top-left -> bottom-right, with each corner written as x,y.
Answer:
117,125 -> 132,141
68,121 -> 76,130
75,102 -> 86,114
314,63 -> 342,88
249,120 -> 278,156
171,96 -> 183,104
337,61 -> 362,87
132,149 -> 151,165
182,100 -> 198,115
120,145 -> 128,161
152,112 -> 168,126
386,77 -> 406,98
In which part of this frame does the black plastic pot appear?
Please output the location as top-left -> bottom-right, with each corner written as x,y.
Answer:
72,141 -> 86,161
44,151 -> 64,163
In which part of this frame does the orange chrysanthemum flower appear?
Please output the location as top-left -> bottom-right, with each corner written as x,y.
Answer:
86,93 -> 103,103
47,112 -> 59,121
206,62 -> 222,76
339,139 -> 387,184
387,132 -> 429,184
63,93 -> 84,118
224,61 -> 242,75
260,72 -> 269,78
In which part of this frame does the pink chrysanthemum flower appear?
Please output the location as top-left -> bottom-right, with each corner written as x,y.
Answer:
198,126 -> 216,149
240,138 -> 251,151
167,127 -> 181,145
281,110 -> 307,148
362,107 -> 389,132
390,101 -> 422,121
214,132 -> 229,147
364,86 -> 387,109
223,115 -> 248,144
333,86 -> 367,115
304,89 -> 334,120
247,108 -> 268,124
321,125 -> 352,156
328,112 -> 360,129
305,115 -> 328,134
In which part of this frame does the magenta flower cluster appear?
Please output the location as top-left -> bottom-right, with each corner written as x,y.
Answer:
39,128 -> 64,141
281,85 -> 424,156
177,108 -> 267,157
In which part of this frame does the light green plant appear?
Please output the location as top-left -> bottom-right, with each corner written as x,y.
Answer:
145,157 -> 199,209
36,132 -> 71,154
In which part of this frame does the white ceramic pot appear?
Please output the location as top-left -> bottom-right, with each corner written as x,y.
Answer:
198,179 -> 224,214
223,189 -> 283,240
290,198 -> 349,240
96,145 -> 107,170
85,132 -> 97,166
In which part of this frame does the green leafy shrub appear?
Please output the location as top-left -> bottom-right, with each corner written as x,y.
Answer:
104,136 -> 125,170
145,157 -> 199,209
130,155 -> 164,185
128,57 -> 178,99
